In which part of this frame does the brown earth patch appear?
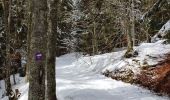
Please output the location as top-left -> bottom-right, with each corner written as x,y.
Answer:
103,54 -> 170,96
136,54 -> 170,96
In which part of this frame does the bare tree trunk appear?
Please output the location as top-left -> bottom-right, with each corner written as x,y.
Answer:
92,22 -> 95,55
92,21 -> 98,55
25,0 -> 32,82
46,0 -> 58,99
131,0 -> 135,46
125,23 -> 134,57
124,17 -> 134,58
123,0 -> 134,58
2,0 -> 12,96
28,0 -> 47,99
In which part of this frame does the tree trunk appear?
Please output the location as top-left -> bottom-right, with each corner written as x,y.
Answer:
125,24 -> 134,57
124,15 -> 133,58
123,0 -> 134,58
28,0 -> 47,99
131,0 -> 135,46
2,0 -> 12,96
92,21 -> 98,55
25,0 -> 32,82
46,0 -> 58,99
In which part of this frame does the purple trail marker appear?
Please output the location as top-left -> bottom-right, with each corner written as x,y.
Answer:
35,52 -> 43,62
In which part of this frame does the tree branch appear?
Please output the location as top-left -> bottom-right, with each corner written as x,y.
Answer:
140,0 -> 166,22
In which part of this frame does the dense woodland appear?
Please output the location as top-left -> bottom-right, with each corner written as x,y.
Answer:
0,0 -> 170,100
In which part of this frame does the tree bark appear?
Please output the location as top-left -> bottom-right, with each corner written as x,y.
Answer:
131,0 -> 135,46
2,0 -> 12,96
46,0 -> 58,99
28,0 -> 47,99
122,0 -> 134,58
25,0 -> 32,82
124,18 -> 133,58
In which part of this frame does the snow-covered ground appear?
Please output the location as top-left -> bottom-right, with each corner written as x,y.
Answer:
1,40 -> 170,100
55,53 -> 169,100
103,40 -> 170,75
152,20 -> 170,42
0,74 -> 26,100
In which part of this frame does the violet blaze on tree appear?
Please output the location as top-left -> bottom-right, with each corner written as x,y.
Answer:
28,0 -> 47,99
35,52 -> 43,62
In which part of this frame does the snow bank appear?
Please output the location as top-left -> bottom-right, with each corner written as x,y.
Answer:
158,20 -> 170,34
152,20 -> 170,42
103,40 -> 170,74
0,80 -> 6,99
57,40 -> 170,77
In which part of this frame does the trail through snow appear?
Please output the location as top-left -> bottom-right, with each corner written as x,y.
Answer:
1,51 -> 170,100
55,53 -> 169,100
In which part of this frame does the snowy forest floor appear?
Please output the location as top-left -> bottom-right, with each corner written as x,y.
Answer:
1,41 -> 170,100
54,53 -> 169,100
